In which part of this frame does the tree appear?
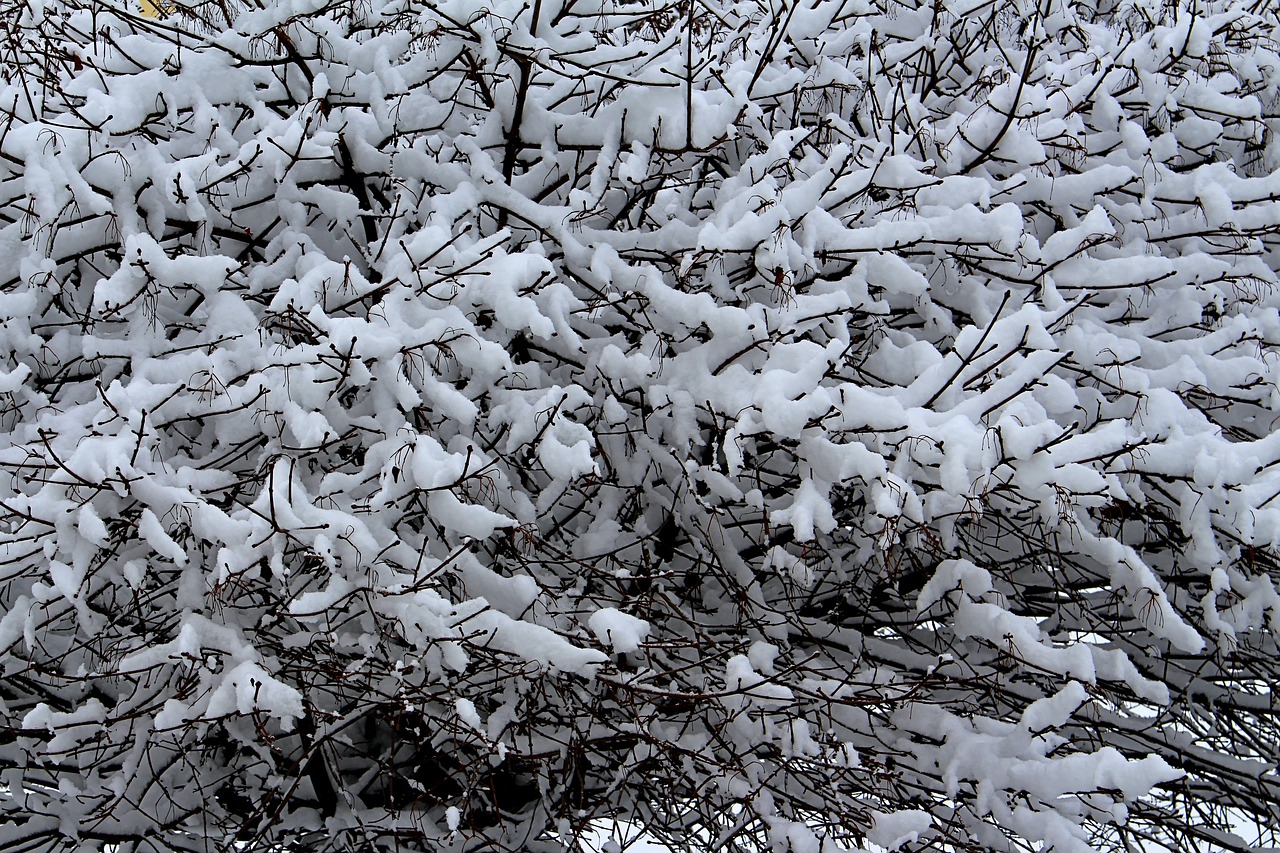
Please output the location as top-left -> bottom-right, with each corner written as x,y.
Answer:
0,0 -> 1279,850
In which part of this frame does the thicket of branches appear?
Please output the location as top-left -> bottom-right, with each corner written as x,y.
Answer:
1,0 -> 1279,851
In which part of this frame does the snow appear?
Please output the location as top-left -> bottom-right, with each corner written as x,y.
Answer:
868,810 -> 931,852
465,603 -> 607,676
455,698 -> 483,730
2,0 -> 1279,849
588,607 -> 650,654
205,661 -> 305,727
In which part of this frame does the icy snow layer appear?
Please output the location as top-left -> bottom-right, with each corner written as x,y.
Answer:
0,0 -> 1279,851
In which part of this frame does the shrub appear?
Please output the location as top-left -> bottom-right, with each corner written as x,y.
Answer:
1,0 -> 1278,850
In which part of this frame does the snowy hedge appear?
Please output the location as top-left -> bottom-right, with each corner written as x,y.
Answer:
1,0 -> 1280,850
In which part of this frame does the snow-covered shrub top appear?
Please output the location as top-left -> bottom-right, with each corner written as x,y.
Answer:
1,0 -> 1278,851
